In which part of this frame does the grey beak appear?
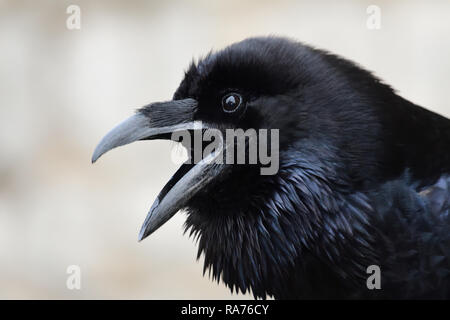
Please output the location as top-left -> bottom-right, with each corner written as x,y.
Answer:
92,98 -> 199,163
92,113 -> 154,163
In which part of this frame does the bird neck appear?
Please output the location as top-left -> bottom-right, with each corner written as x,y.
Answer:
184,157 -> 377,298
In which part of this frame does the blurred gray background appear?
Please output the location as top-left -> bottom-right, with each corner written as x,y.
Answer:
0,0 -> 449,299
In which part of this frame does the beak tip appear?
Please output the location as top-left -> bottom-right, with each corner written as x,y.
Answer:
91,146 -> 105,164
91,148 -> 100,164
138,228 -> 149,242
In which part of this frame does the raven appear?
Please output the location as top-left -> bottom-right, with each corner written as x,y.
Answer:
92,36 -> 450,299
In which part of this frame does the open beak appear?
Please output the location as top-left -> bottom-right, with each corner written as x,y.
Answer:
92,98 -> 225,241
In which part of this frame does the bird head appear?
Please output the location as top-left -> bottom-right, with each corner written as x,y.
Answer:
92,37 -> 330,239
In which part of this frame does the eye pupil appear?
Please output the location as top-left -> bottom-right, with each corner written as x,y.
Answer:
222,93 -> 242,112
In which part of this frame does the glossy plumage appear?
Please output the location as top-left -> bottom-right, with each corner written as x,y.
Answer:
177,37 -> 450,299
94,36 -> 450,299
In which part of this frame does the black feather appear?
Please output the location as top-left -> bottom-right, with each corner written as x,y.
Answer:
172,36 -> 450,298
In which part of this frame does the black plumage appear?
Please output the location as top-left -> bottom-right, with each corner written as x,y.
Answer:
93,36 -> 450,299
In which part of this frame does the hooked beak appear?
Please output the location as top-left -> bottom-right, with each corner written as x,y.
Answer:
92,98 -> 225,241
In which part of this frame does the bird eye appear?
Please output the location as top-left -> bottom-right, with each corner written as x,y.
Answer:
222,93 -> 243,113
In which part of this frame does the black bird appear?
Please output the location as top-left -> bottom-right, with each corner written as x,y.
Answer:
92,36 -> 450,299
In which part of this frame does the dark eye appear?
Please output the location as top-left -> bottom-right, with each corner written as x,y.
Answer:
222,93 -> 243,112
